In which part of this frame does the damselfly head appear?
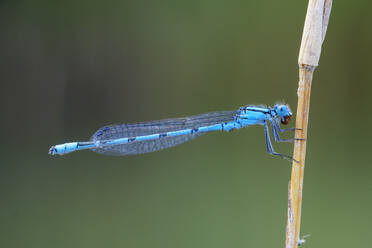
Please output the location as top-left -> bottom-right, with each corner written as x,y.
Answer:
274,104 -> 292,125
281,115 -> 292,125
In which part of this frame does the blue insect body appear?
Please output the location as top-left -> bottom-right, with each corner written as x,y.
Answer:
49,104 -> 297,160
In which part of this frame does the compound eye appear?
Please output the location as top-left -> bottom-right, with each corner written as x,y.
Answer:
281,115 -> 292,125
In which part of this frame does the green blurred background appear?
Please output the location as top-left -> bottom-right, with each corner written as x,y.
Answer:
1,0 -> 371,247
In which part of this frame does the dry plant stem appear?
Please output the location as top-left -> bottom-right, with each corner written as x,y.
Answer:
285,66 -> 313,248
285,0 -> 332,248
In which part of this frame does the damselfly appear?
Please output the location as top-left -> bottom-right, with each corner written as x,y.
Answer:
49,104 -> 301,161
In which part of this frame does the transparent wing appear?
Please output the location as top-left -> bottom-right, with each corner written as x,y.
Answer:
90,111 -> 237,155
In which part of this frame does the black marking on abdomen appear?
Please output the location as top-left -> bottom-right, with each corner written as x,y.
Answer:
128,137 -> 136,142
191,128 -> 199,134
159,133 -> 167,138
